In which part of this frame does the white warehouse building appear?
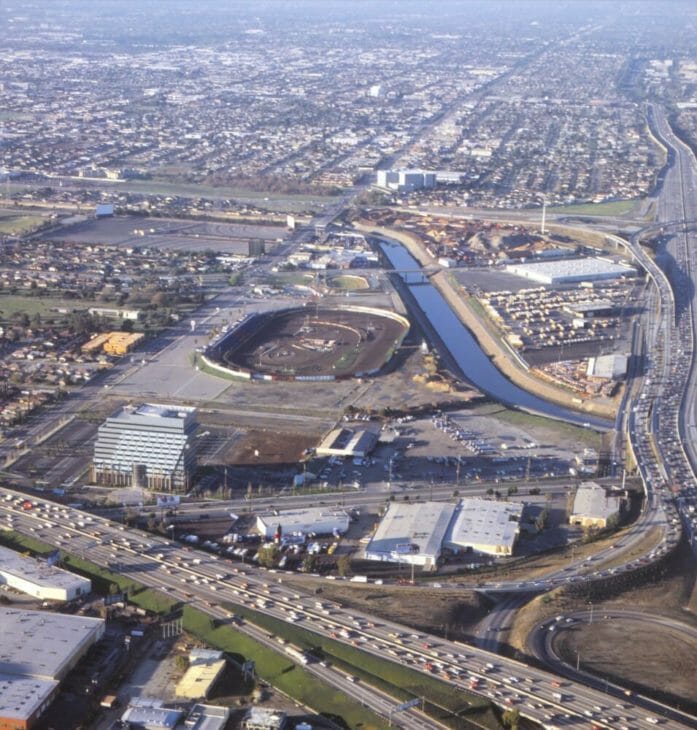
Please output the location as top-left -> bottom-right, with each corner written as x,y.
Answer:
256,507 -> 350,539
443,498 -> 522,556
364,501 -> 455,570
505,257 -> 636,285
0,545 -> 91,601
0,608 -> 105,729
0,608 -> 105,681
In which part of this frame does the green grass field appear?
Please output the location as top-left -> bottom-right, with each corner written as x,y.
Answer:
545,199 -> 638,216
329,275 -> 370,290
0,213 -> 44,235
264,272 -> 317,287
0,294 -> 102,320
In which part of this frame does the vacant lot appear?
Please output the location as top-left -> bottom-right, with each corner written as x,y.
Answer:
0,211 -> 44,235
554,616 -> 697,707
512,538 -> 697,705
298,581 -> 491,642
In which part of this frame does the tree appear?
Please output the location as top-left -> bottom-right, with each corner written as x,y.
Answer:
535,508 -> 549,532
336,554 -> 352,577
302,554 -> 320,573
258,544 -> 280,569
150,291 -> 170,308
502,708 -> 520,729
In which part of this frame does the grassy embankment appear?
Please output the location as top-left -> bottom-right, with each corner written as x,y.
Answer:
544,199 -> 638,216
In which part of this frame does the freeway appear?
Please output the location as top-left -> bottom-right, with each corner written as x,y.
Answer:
94,478 -> 575,520
1,488 -> 694,729
632,106 -> 697,558
204,605 -> 446,730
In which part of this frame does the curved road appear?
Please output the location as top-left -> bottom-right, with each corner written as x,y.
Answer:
528,609 -> 697,728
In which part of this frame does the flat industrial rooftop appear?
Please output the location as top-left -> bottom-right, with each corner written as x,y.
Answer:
0,608 -> 104,680
366,501 -> 455,560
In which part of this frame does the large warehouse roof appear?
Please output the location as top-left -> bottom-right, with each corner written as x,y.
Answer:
0,673 -> 58,724
365,501 -> 455,567
0,608 -> 104,681
0,545 -> 91,598
587,353 -> 628,380
444,499 -> 522,556
505,257 -> 636,284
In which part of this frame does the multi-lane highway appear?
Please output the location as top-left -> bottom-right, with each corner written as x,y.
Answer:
633,106 -> 697,558
1,487 -> 694,729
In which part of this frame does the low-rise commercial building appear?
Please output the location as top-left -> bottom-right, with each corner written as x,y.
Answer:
315,427 -> 378,459
569,481 -> 622,528
0,608 -> 105,729
175,649 -> 226,699
256,507 -> 350,539
587,353 -> 628,380
0,674 -> 59,730
0,545 -> 91,601
376,169 -> 436,192
185,704 -> 231,730
505,258 -> 636,285
120,704 -> 183,729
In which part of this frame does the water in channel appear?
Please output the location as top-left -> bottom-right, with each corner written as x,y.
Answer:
378,238 -> 611,430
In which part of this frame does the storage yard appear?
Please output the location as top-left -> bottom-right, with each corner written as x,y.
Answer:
480,279 -> 640,358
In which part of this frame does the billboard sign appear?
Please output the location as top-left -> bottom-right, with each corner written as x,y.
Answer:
157,495 -> 180,509
395,698 -> 420,712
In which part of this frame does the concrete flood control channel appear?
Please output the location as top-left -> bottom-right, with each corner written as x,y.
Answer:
378,238 -> 612,430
